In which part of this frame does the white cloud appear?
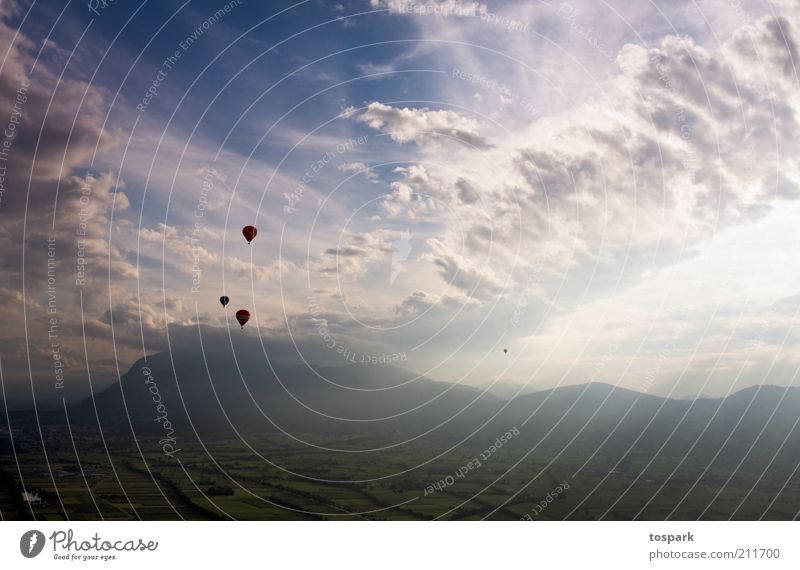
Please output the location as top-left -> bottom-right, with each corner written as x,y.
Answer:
345,101 -> 493,149
369,0 -> 488,17
338,161 -> 379,181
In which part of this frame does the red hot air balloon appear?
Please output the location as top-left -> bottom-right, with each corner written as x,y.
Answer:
235,309 -> 250,328
242,225 -> 258,244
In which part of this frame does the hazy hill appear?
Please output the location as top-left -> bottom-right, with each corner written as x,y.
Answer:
60,347 -> 503,439
7,347 -> 800,479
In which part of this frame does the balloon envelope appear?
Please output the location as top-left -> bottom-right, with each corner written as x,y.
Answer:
242,225 -> 258,243
219,296 -> 229,307
503,349 -> 508,354
235,309 -> 250,328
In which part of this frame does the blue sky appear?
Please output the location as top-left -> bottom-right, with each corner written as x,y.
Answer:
1,0 -> 799,405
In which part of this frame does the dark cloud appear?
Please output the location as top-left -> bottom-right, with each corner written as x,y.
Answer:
455,177 -> 480,204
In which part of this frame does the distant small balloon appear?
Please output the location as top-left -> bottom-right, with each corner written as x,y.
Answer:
242,225 -> 258,243
503,349 -> 508,354
219,296 -> 229,307
235,309 -> 250,328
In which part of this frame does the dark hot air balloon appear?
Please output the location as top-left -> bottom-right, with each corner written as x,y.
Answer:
219,296 -> 229,307
242,225 -> 258,244
235,309 -> 250,328
503,349 -> 508,354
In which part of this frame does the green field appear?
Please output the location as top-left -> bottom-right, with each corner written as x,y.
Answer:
3,427 -> 797,521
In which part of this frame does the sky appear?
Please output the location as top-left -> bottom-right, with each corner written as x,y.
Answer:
0,0 -> 799,406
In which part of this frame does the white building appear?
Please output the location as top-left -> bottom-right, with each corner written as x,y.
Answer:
21,491 -> 41,505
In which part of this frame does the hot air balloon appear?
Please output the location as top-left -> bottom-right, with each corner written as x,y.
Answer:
235,309 -> 250,328
219,296 -> 229,308
503,349 -> 508,354
242,225 -> 258,244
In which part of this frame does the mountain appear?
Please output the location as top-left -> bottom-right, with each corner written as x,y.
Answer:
12,344 -> 800,477
488,382 -> 800,476
5,347 -> 800,521
59,345 -> 503,440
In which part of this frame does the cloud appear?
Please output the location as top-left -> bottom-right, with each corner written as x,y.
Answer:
376,164 -> 458,220
393,289 -> 469,317
369,0 -> 488,17
227,256 -> 301,283
140,222 -> 179,242
345,101 -> 493,149
455,177 -> 480,204
0,10 -> 138,385
423,237 -> 506,300
387,9 -> 798,295
309,230 -> 397,279
338,161 -> 379,181
0,15 -> 121,214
